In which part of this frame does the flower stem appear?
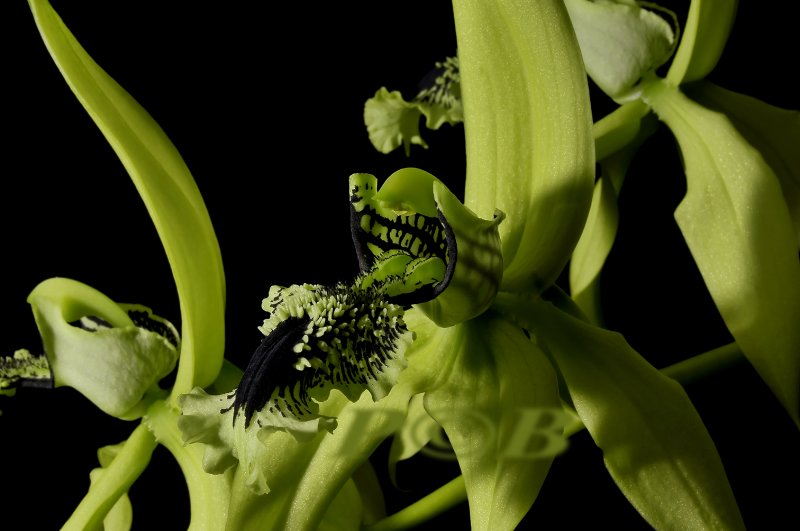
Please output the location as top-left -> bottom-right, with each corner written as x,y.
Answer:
661,341 -> 745,385
144,399 -> 233,531
364,475 -> 467,531
62,423 -> 157,531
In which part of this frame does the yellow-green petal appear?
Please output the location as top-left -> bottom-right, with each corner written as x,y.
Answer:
666,0 -> 738,85
644,80 -> 800,427
28,0 -> 226,396
423,313 -> 562,531
454,0 -> 594,293
686,81 -> 800,245
501,294 -> 745,530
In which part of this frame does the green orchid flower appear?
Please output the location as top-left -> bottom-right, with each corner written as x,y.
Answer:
5,0 -> 797,529
179,1 -> 746,529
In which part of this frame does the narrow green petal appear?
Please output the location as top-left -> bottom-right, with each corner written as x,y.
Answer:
644,80 -> 800,427
571,111 -> 658,323
666,0 -> 738,85
564,0 -> 677,99
27,278 -> 178,419
501,294 -> 745,530
423,314 -> 563,531
569,176 -> 619,323
454,0 -> 594,293
28,0 -> 226,395
686,81 -> 800,245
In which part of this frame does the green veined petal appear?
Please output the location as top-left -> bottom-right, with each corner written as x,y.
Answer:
644,79 -> 800,427
454,0 -> 594,293
498,294 -> 745,530
28,0 -> 225,395
423,313 -> 563,531
686,81 -> 800,245
666,0 -> 738,85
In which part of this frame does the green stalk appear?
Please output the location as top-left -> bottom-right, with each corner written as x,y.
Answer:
145,400 -> 232,531
364,476 -> 467,531
661,342 -> 744,385
62,423 -> 157,531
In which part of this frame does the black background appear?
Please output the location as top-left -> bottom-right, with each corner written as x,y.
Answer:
2,1 -> 798,529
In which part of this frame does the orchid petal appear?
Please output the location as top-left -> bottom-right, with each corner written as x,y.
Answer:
453,0 -> 594,293
28,0 -> 226,395
422,313 -> 562,531
499,293 -> 745,530
686,81 -> 800,245
644,80 -> 800,427
666,0 -> 738,85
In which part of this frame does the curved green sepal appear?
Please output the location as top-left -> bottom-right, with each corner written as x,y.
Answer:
644,80 -> 800,428
89,443 -> 134,531
564,0 -> 677,100
418,181 -> 504,327
28,0 -> 226,395
27,278 -> 178,419
666,0 -> 738,85
454,0 -> 594,294
569,176 -> 619,323
498,294 -> 746,530
572,111 -> 658,323
686,81 -> 800,246
422,313 -> 563,531
1,349 -> 53,391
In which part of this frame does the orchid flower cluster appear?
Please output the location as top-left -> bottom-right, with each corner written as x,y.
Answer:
2,0 -> 798,529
